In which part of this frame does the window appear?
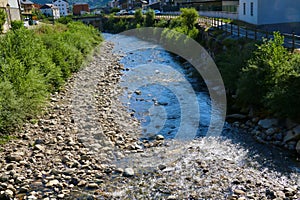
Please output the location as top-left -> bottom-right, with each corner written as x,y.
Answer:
250,2 -> 254,16
243,2 -> 246,15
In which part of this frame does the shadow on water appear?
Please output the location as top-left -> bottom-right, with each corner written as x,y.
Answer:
221,124 -> 300,176
104,33 -> 300,176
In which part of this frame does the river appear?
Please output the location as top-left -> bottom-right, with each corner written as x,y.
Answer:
103,32 -> 300,177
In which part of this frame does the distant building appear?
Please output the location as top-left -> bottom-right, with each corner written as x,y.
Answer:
238,0 -> 300,33
239,0 -> 300,25
40,4 -> 60,19
222,0 -> 238,13
20,0 -> 34,18
52,0 -> 69,16
73,3 -> 89,15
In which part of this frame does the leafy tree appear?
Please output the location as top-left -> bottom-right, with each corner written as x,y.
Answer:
144,9 -> 155,27
134,9 -> 144,25
179,8 -> 198,29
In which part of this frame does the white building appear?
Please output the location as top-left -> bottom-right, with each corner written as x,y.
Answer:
52,0 -> 69,16
40,4 -> 60,19
238,0 -> 300,25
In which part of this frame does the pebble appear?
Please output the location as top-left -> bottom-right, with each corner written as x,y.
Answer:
123,168 -> 135,177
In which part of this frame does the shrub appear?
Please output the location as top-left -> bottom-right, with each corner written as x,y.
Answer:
11,20 -> 24,31
134,9 -> 144,24
144,9 -> 155,27
236,32 -> 300,119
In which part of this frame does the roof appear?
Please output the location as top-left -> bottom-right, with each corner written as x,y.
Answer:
40,3 -> 58,9
53,0 -> 68,3
21,0 -> 34,5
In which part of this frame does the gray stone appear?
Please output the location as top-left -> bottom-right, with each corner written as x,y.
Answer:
87,183 -> 99,189
4,189 -> 13,197
283,128 -> 300,143
123,168 -> 134,177
156,135 -> 164,140
296,140 -> 300,154
45,179 -> 60,187
265,128 -> 276,136
77,180 -> 87,187
258,119 -> 278,129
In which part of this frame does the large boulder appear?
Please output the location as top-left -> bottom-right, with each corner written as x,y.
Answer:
258,119 -> 278,129
283,125 -> 300,143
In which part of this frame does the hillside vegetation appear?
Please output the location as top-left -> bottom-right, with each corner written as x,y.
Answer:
0,22 -> 102,133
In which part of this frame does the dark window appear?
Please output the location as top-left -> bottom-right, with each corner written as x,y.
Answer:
250,2 -> 254,16
243,2 -> 246,15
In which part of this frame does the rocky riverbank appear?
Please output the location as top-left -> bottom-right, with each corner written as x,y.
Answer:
0,41 -> 299,199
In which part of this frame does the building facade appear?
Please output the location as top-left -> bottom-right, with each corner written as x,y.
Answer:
73,3 -> 89,15
40,4 -> 60,19
53,0 -> 69,16
238,0 -> 300,25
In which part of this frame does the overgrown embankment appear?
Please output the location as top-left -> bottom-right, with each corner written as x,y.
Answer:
0,22 -> 102,133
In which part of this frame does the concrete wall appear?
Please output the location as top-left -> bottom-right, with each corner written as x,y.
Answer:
239,0 -> 300,25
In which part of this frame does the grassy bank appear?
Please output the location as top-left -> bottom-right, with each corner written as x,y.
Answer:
0,22 -> 102,134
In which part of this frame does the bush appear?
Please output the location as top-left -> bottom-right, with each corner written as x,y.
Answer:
57,16 -> 73,24
134,9 -> 144,24
11,20 -> 24,31
144,9 -> 155,27
236,32 -> 300,119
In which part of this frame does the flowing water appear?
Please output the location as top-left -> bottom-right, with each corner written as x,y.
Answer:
103,33 -> 300,176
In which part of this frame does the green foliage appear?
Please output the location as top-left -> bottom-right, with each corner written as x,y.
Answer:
0,22 -> 102,133
155,19 -> 168,28
236,32 -> 300,119
0,9 -> 6,32
144,9 -> 155,27
167,8 -> 199,39
57,16 -> 73,24
110,7 -> 120,13
179,8 -> 198,29
134,9 -> 144,24
216,38 -> 257,91
11,20 -> 24,31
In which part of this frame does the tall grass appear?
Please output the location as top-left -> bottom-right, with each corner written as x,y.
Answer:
0,22 -> 102,133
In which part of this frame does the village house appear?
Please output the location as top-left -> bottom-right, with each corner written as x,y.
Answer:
73,3 -> 89,16
53,0 -> 69,16
40,4 -> 60,19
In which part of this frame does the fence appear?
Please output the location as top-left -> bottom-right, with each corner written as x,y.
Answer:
156,14 -> 300,51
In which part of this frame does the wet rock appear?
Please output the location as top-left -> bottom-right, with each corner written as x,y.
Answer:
123,168 -> 135,177
156,135 -> 164,140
